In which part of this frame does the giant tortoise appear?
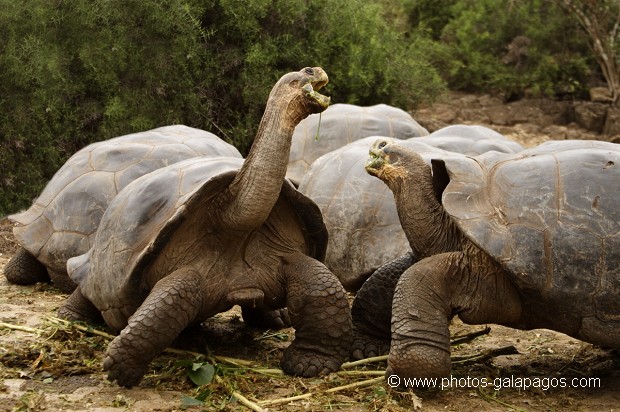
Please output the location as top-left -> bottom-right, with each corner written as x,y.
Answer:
59,67 -> 352,388
5,125 -> 241,292
286,103 -> 428,185
361,138 -> 620,381
299,125 -> 523,291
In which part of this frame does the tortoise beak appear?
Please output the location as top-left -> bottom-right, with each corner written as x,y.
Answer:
365,149 -> 385,176
303,67 -> 330,112
303,83 -> 331,111
310,67 -> 329,91
365,139 -> 392,176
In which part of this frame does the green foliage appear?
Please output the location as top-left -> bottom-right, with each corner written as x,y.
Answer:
198,0 -> 445,145
403,0 -> 458,38
435,0 -> 593,98
175,359 -> 215,386
1,0 -> 605,216
0,0 -> 444,215
0,0 -> 209,215
552,0 -> 620,104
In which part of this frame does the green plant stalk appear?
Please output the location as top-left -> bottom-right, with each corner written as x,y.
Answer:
314,112 -> 322,141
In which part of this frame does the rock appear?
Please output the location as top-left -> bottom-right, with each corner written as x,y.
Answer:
542,124 -> 597,141
415,91 -> 612,148
458,108 -> 491,124
486,106 -> 512,126
590,87 -> 614,103
604,106 -> 620,136
478,94 -> 504,107
571,102 -> 608,133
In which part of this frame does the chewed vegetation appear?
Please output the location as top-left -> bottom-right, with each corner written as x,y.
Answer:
0,274 -> 617,412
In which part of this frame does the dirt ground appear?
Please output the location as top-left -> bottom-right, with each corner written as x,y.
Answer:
1,94 -> 619,411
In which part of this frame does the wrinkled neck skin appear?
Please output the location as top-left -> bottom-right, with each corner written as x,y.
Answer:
387,156 -> 466,258
220,89 -> 309,232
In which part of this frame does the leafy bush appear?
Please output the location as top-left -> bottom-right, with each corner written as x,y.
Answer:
0,0 -> 209,215
438,0 -> 593,99
196,0 -> 446,143
400,0 -> 593,99
0,0 -> 444,216
552,0 -> 620,104
3,0 -> 601,216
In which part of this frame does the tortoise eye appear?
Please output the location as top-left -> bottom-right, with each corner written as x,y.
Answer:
378,141 -> 387,149
304,68 -> 314,75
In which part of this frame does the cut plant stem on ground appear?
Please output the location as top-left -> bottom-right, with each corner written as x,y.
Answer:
0,318 -> 515,410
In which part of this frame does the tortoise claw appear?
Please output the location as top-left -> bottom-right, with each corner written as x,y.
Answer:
103,339 -> 149,388
351,328 -> 390,360
280,346 -> 341,377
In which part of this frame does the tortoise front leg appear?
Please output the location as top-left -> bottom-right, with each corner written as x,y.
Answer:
48,269 -> 77,293
388,252 -> 521,380
351,252 -> 415,359
58,286 -> 104,324
280,252 -> 352,377
103,268 -> 204,388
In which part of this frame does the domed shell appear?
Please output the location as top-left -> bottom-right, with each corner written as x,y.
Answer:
10,125 -> 241,275
299,125 -> 523,291
287,103 -> 428,185
420,124 -> 524,154
68,156 -> 328,321
441,140 -> 620,318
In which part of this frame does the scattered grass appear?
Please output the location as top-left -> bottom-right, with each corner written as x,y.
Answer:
13,390 -> 46,412
0,318 -> 106,381
0,318 -> 507,411
3,317 -> 612,411
0,317 -> 488,411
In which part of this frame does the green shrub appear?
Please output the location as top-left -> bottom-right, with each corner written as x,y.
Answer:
0,0 -> 444,216
197,0 -> 446,144
438,0 -> 592,99
398,0 -> 593,99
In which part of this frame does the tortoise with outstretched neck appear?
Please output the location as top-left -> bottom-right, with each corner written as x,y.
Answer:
5,125 -> 241,292
59,67 -> 352,388
299,125 -> 523,291
362,139 -> 620,381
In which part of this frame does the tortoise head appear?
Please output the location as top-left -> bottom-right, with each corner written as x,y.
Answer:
365,139 -> 417,184
270,67 -> 331,118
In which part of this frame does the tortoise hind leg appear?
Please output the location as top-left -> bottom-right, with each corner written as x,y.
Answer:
3,247 -> 50,286
279,252 -> 351,377
351,252 -> 415,359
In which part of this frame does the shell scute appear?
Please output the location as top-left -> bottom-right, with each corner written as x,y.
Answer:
443,140 -> 620,308
90,144 -> 150,172
9,126 -> 241,274
69,156 -> 327,314
33,151 -> 94,208
287,104 -> 428,184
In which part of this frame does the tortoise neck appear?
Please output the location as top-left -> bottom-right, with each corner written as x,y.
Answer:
390,156 -> 466,258
222,90 -> 307,231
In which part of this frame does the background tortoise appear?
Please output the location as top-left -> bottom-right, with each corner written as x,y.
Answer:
361,138 -> 620,381
286,103 -> 428,185
59,67 -> 352,388
299,125 -> 523,291
5,125 -> 241,292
